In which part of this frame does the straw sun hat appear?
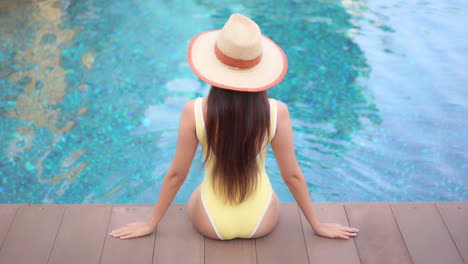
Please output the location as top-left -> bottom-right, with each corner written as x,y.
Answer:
188,14 -> 288,92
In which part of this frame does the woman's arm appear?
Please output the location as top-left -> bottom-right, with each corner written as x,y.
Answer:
271,100 -> 358,239
110,100 -> 199,239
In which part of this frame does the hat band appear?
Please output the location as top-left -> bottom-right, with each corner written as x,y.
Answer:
214,44 -> 262,69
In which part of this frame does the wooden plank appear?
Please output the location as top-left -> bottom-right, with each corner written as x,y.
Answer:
205,237 -> 256,264
100,205 -> 156,264
436,202 -> 468,263
0,204 -> 64,264
0,204 -> 23,251
300,203 -> 360,263
256,203 -> 308,264
48,204 -> 112,264
345,203 -> 412,264
391,202 -> 464,264
153,204 -> 204,264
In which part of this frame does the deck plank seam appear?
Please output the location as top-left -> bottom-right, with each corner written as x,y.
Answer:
343,204 -> 363,264
342,203 -> 362,264
0,204 -> 22,252
151,219 -> 157,264
296,204 -> 311,264
254,237 -> 258,264
98,204 -> 114,264
45,204 -> 66,264
388,202 -> 414,264
434,203 -> 465,264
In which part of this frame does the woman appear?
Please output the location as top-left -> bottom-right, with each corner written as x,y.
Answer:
110,14 -> 358,240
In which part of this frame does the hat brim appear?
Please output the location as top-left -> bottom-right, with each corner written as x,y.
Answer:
188,30 -> 288,92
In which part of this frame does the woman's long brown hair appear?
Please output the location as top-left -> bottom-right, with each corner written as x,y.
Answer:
204,86 -> 270,205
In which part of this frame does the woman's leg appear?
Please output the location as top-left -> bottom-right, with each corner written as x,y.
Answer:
249,191 -> 280,238
187,186 -> 220,240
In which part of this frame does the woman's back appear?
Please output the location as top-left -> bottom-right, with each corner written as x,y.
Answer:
194,96 -> 278,240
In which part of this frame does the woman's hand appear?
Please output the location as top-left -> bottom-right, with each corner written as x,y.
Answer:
314,222 -> 359,239
109,221 -> 156,239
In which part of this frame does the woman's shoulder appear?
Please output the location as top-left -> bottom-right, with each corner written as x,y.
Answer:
181,97 -> 207,117
184,97 -> 204,108
178,99 -> 200,129
180,98 -> 198,117
268,98 -> 288,114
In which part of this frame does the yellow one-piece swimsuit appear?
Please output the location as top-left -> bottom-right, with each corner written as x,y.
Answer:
193,97 -> 278,240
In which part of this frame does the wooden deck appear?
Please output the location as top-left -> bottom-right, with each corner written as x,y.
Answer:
0,202 -> 466,264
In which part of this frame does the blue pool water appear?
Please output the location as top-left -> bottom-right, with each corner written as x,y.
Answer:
0,0 -> 466,204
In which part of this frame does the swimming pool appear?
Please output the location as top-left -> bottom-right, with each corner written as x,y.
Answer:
0,0 -> 466,204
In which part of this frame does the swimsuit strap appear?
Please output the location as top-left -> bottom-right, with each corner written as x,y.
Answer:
194,97 -> 208,153
268,98 -> 278,144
